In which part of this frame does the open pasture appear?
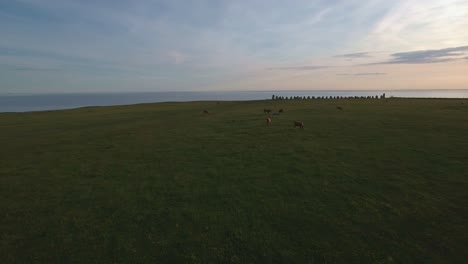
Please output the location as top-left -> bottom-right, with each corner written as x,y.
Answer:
1,98 -> 467,263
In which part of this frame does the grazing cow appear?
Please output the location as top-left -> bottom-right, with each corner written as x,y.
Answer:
266,117 -> 272,125
294,121 -> 304,129
336,106 -> 343,110
264,109 -> 272,114
279,109 -> 284,113
203,110 -> 210,114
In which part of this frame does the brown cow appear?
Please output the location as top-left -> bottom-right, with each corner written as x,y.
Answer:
266,117 -> 272,126
293,120 -> 304,128
279,108 -> 284,113
336,106 -> 343,110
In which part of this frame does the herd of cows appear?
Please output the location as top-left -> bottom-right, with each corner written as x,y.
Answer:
202,107 -> 305,129
264,108 -> 304,129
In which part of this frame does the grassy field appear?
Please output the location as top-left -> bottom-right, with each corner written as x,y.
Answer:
1,98 -> 467,263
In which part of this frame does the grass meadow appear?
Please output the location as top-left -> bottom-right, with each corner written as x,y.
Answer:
1,98 -> 467,263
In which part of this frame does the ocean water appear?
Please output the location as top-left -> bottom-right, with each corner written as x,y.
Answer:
0,90 -> 467,112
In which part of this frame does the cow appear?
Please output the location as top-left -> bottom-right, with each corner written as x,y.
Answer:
279,109 -> 284,113
266,117 -> 272,126
203,110 -> 210,114
336,106 -> 343,110
264,109 -> 272,114
294,121 -> 304,128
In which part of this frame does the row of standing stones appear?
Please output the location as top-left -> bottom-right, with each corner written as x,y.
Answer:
271,93 -> 386,100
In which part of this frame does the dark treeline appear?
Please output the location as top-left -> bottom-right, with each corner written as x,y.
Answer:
271,93 -> 386,100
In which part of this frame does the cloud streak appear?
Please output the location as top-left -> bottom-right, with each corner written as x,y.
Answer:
337,72 -> 386,76
378,46 -> 468,64
266,66 -> 329,71
0,62 -> 60,72
334,52 -> 371,59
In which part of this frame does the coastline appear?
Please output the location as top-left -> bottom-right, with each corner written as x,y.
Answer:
1,90 -> 468,113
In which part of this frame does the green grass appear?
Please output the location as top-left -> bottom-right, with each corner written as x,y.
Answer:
1,98 -> 467,263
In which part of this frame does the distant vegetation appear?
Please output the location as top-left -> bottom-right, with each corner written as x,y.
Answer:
1,98 -> 467,263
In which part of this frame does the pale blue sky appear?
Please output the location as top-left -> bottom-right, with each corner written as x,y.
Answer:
1,0 -> 467,93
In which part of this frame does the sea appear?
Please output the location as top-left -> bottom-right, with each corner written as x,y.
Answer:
1,90 -> 467,113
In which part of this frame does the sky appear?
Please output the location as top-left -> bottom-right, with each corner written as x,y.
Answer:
1,0 -> 467,93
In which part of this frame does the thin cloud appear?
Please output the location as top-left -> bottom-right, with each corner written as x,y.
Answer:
377,45 -> 468,64
337,72 -> 386,76
10,66 -> 59,72
266,66 -> 329,71
334,52 -> 371,58
355,72 -> 386,76
0,63 -> 60,72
